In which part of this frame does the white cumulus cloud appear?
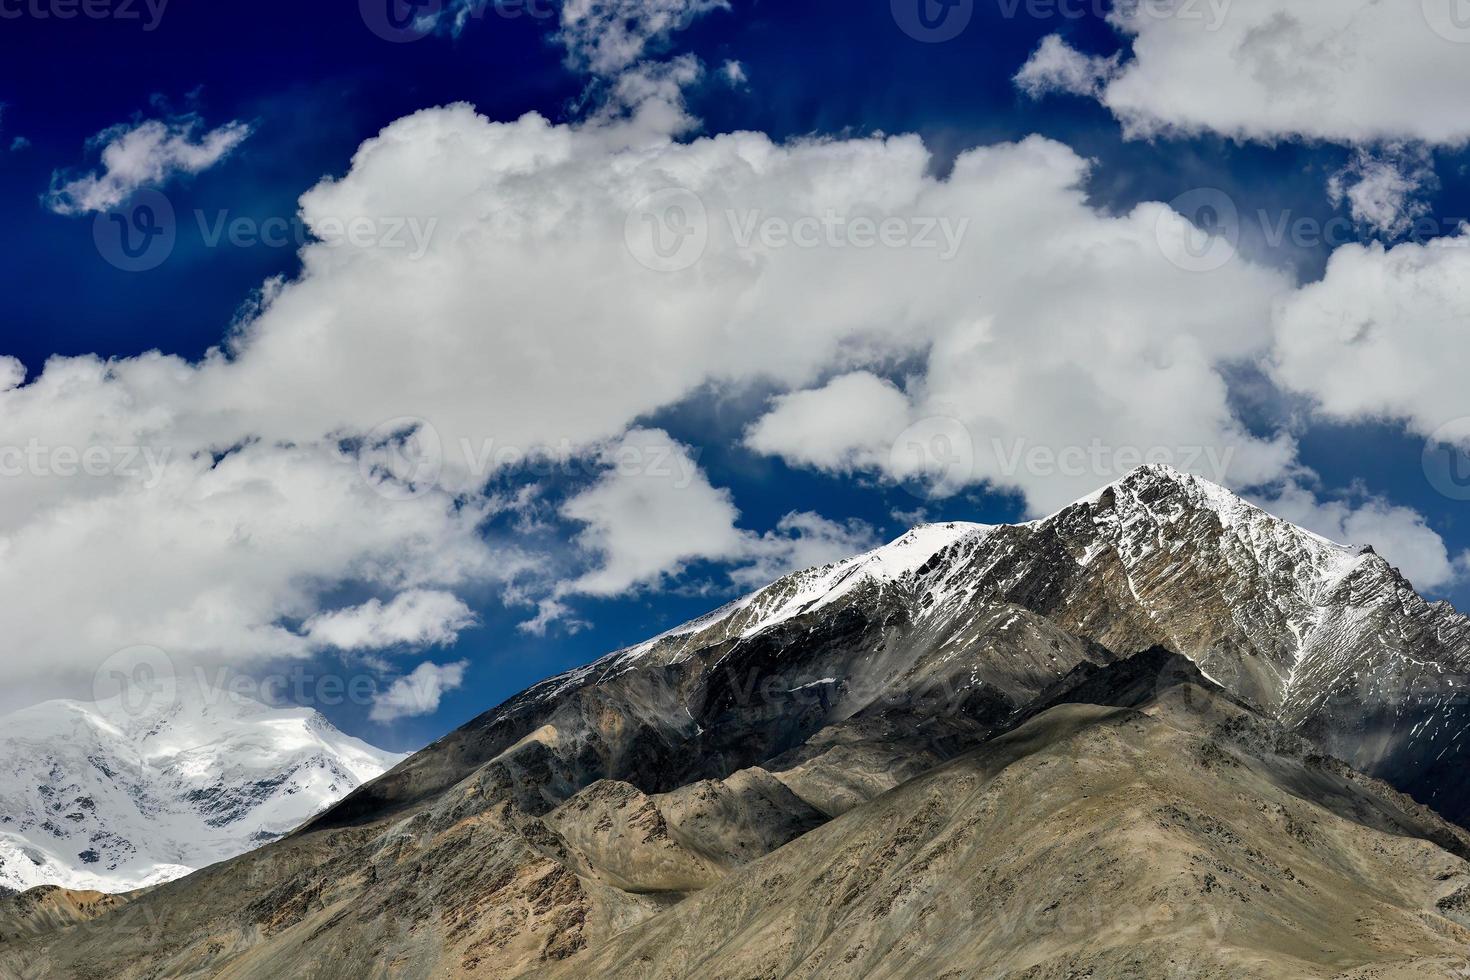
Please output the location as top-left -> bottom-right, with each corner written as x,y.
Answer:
9,58 -> 1469,702
1,87 -> 1302,686
1018,2 -> 1470,146
559,428 -> 748,598
730,512 -> 881,588
1271,233 -> 1470,439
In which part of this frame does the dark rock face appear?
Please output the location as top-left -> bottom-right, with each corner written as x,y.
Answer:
4,465 -> 1470,978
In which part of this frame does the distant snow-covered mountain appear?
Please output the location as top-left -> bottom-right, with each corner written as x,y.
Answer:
0,691 -> 404,893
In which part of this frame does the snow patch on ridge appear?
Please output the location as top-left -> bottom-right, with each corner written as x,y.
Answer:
735,522 -> 996,637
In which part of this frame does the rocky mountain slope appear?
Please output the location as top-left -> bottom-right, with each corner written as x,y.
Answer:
542,655 -> 1470,979
0,691 -> 403,892
310,463 -> 1470,830
2,465 -> 1469,978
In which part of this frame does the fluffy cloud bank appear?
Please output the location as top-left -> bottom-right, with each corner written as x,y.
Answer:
1017,1 -> 1470,145
11,59 -> 1470,695
559,429 -> 749,599
0,415 -> 500,673
172,91 -> 1293,514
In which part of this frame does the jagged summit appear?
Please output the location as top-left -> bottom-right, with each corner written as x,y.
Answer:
497,463 -> 1470,823
1050,462 -> 1351,550
580,465 -> 1374,680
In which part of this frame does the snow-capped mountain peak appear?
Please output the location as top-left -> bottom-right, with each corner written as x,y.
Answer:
603,465 -> 1372,670
488,466 -> 1470,828
0,690 -> 404,894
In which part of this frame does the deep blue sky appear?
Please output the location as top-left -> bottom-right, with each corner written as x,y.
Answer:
4,1 -> 1468,750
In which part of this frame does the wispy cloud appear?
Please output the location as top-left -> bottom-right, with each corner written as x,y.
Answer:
370,660 -> 469,722
304,590 -> 478,652
47,113 -> 251,215
1327,145 -> 1438,240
